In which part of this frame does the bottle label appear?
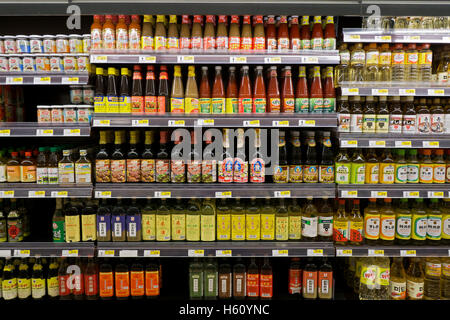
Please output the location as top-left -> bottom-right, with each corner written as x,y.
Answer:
289,216 -> 302,239
239,97 -> 253,113
395,164 -> 408,183
303,165 -> 318,183
283,98 -> 295,113
154,36 -> 166,50
187,160 -> 202,183
167,37 -> 179,49
276,216 -> 289,240
170,97 -> 185,113
144,96 -> 158,114
417,114 -> 431,133
312,37 -> 323,50
157,96 -> 166,113
365,163 -> 379,183
419,164 -> 433,183
18,278 -> 31,299
97,214 -> 110,239
112,215 -> 125,239
442,215 -> 450,240
47,276 -> 59,297
406,52 -> 418,65
110,159 -> 126,183
131,96 -> 144,114
392,52 -> 405,64
447,164 -> 450,183
203,36 -> 215,50
140,159 -> 155,182
318,217 -> 333,237
229,37 -> 240,51
233,158 -> 248,183
350,114 -> 363,132
360,266 -> 376,286
375,114 -> 389,133
350,163 -> 365,184
99,272 -> 114,297
199,98 -> 211,114
145,271 -> 159,296
247,273 -> 260,297
211,98 -> 225,114
301,216 -> 318,238
322,98 -> 335,113
127,216 -> 141,239
156,215 -> 171,241
289,269 -> 302,294
412,215 -> 427,240
362,114 -> 376,132
116,27 -> 128,50
141,36 -> 154,50
129,271 -> 144,297
303,271 -> 317,294
338,113 -> 350,132
419,52 -> 432,65
246,213 -> 261,240
186,214 -> 200,241
349,220 -> 363,242
309,98 -> 323,113
170,160 -> 185,183
319,165 -> 334,183
225,98 -> 238,114
389,114 -> 403,132
380,163 -> 395,183
253,98 -> 266,113
253,36 -> 265,50
156,159 -> 170,182
364,214 -> 380,240
379,51 -> 391,65
216,36 -> 228,49
376,267 -> 390,287
82,214 -> 97,241
390,281 -> 406,300
396,215 -> 412,239
333,220 -> 348,242
278,37 -> 290,50
324,38 -> 335,50
172,213 -> 186,240
260,274 -> 273,298
91,28 -> 102,50
295,98 -> 309,113
142,214 -> 156,241
261,214 -> 275,240
335,163 -> 350,184
425,262 -> 441,278
53,220 -> 65,242
20,165 -> 36,183
32,278 -> 46,299
289,165 -> 302,183
380,215 -> 395,240
250,158 -> 265,183
202,160 -> 217,183
119,96 -> 131,113
102,27 -> 115,50
351,51 -> 365,64
217,214 -> 231,240
427,215 -> 442,240
402,114 -> 416,133
406,280 -> 423,299
240,37 -> 253,50
434,164 -> 446,183
115,272 -> 130,298
301,39 -> 311,50
36,167 -> 48,184
273,165 -> 288,183
218,158 -> 234,183
231,214 -> 245,240
431,114 -> 444,133
407,164 -> 419,183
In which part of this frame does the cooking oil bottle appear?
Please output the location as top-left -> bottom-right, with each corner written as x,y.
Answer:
441,257 -> 450,299
405,43 -> 419,81
364,43 -> 379,81
390,257 -> 406,300
391,44 -> 405,82
349,43 -> 365,83
407,258 -> 424,300
424,257 -> 441,300
379,44 -> 392,82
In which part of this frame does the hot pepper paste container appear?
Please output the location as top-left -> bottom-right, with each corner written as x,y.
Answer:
69,34 -> 83,53
49,56 -> 63,72
56,34 -> 69,53
16,35 -> 30,54
0,56 -> 9,72
0,36 -> 5,54
3,36 -> 17,54
29,35 -> 43,53
8,56 -> 23,72
35,56 -> 50,72
43,35 -> 56,53
37,105 -> 52,123
22,56 -> 35,72
51,105 -> 64,123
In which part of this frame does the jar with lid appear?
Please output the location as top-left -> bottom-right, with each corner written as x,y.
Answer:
37,105 -> 51,123
43,35 -> 56,53
16,35 -> 30,54
69,34 -> 83,53
82,34 -> 91,53
29,35 -> 43,53
70,86 -> 83,104
56,34 -> 69,53
3,36 -> 16,54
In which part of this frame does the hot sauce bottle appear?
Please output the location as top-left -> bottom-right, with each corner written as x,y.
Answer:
91,15 -> 103,50
229,15 -> 241,51
323,66 -> 336,113
203,15 -> 216,50
102,15 -> 116,50
241,15 -> 253,50
238,66 -> 252,113
323,16 -> 336,50
289,258 -> 302,295
212,66 -> 225,114
311,16 -> 324,50
266,15 -> 277,52
253,66 -> 267,113
290,16 -> 301,51
116,15 -> 129,50
295,66 -> 309,113
282,66 -> 295,112
226,66 -> 238,114
300,16 -> 311,50
115,260 -> 130,300
180,15 -> 191,49
199,66 -> 212,114
216,15 -> 228,50
191,15 -> 203,50
278,16 -> 290,51
310,66 -> 323,113
144,65 -> 157,114
267,66 -> 281,113
253,16 -> 265,51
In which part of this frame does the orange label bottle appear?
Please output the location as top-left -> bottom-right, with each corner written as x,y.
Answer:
145,270 -> 160,297
267,67 -> 280,113
99,271 -> 114,298
253,66 -> 266,113
282,67 -> 295,113
130,270 -> 145,297
238,66 -> 252,113
115,271 -> 130,299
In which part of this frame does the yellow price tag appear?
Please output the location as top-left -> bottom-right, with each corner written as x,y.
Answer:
51,191 -> 68,197
132,119 -> 149,127
168,120 -> 185,126
145,250 -> 161,257
177,55 -> 195,63
155,191 -> 171,198
428,89 -> 445,96
372,191 -> 387,198
274,190 -> 291,198
215,191 -> 232,198
308,249 -> 323,256
403,191 -> 420,198
188,249 -> 204,257
13,77 -> 23,83
429,191 -> 444,198
62,249 -> 79,257
337,249 -> 353,256
273,120 -> 289,127
199,119 -> 214,126
139,56 -> 156,63
264,57 -> 282,64
395,140 -> 412,147
342,190 -> 358,198
64,128 -> 81,136
96,191 -> 111,198
216,250 -> 232,257
94,119 -> 111,126
93,55 -> 108,62
349,35 -> 361,40
244,120 -> 260,127
20,250 -> 30,256
375,35 -> 391,41
401,250 -> 416,257
103,250 -> 115,256
34,76 -> 51,84
37,129 -> 54,136
400,88 -> 416,95
29,190 -> 45,198
230,56 -> 247,63
369,249 -> 384,256
272,249 -> 289,256
423,141 -> 439,148
299,119 -> 316,127
372,88 -> 389,95
2,191 -> 14,198
0,129 -> 10,136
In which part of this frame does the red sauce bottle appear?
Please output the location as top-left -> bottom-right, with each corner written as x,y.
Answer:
310,66 -> 324,113
253,66 -> 266,113
282,66 -> 295,113
238,66 -> 252,113
266,15 -> 277,52
311,16 -> 324,50
300,16 -> 311,50
267,66 -> 281,113
323,66 -> 336,112
277,16 -> 290,51
290,16 -> 301,51
324,16 -> 336,50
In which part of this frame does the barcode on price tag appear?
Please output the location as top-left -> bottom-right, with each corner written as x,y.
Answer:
168,120 -> 185,127
98,250 -> 115,257
0,129 -> 10,136
403,191 -> 419,198
341,190 -> 358,198
62,250 -> 79,257
371,191 -> 387,198
264,57 -> 282,64
341,140 -> 358,147
188,249 -> 204,257
14,250 -> 30,257
423,141 -> 439,148
400,250 -> 416,257
34,77 -> 51,84
155,191 -> 171,198
144,250 -> 160,257
138,56 -> 156,63
337,249 -> 353,257
399,88 -> 415,96
62,77 -> 79,84
369,140 -> 386,147
274,191 -> 291,198
272,250 -> 288,257
243,120 -> 260,127
307,249 -> 323,257
28,190 -> 45,198
215,191 -> 232,198
120,250 -> 138,257
51,191 -> 68,198
6,77 -> 23,84
230,56 -> 247,63
428,191 -> 444,198
302,56 -> 319,64
216,250 -> 232,257
372,88 -> 389,95
93,119 -> 110,127
132,119 -> 149,127
428,89 -> 445,96
0,191 -> 14,198
395,140 -> 412,148
36,129 -> 53,136
272,120 -> 289,127
95,191 -> 111,198
299,120 -> 316,127
368,249 -> 384,256
63,129 -> 81,136
177,55 -> 195,63
374,35 -> 392,42
341,88 -> 359,95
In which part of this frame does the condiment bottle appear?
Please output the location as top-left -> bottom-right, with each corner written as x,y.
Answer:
154,15 -> 167,51
289,16 -> 301,51
91,15 -> 103,50
229,15 -> 240,51
75,150 -> 91,184
334,199 -> 349,244
179,15 -> 191,49
94,67 -> 106,113
203,15 -> 216,50
115,15 -> 129,50
141,15 -> 154,50
191,15 -> 203,50
119,67 -> 131,113
241,15 -> 253,50
170,65 -> 184,113
131,65 -> 144,114
156,130 -> 170,183
238,66 -> 252,113
253,16 -> 265,51
218,262 -> 232,299
199,66 -> 211,114
282,66 -> 295,112
277,16 -> 290,51
233,259 -> 246,299
323,16 -> 336,50
106,67 -> 118,113
430,98 -> 444,134
289,258 -> 302,295
260,257 -> 273,300
167,15 -> 179,50
216,15 -> 228,50
204,259 -> 217,300
128,15 -> 141,50
247,257 -> 260,299
303,259 -> 317,299
323,66 -> 335,112
380,149 -> 395,184
311,16 -> 324,50
362,96 -> 376,133
266,15 -> 277,51
295,66 -> 309,113
144,65 -> 157,114
212,66 -> 225,114
58,150 -> 74,184
350,96 -> 363,132
420,149 -> 433,184
171,132 -> 185,183
157,65 -> 170,113
253,66 -> 266,113
267,66 -> 281,113
433,149 -> 446,183
226,66 -> 238,114
48,147 -> 60,184
250,130 -> 265,183
36,147 -> 48,184
405,43 -> 419,81
202,131 -> 217,183
300,16 -> 311,49
20,151 -> 36,183
102,15 -> 115,50
185,65 -> 199,114
310,66 -> 323,113
337,96 -> 350,132
318,259 -> 333,299
391,43 -> 405,82
416,98 -> 430,134
233,129 -> 248,183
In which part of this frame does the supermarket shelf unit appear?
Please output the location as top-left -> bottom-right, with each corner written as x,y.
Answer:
336,245 -> 450,257
0,183 -> 93,198
343,28 -> 450,44
0,242 -> 95,258
338,184 -> 450,199
338,133 -> 450,148
92,113 -> 338,128
0,123 -> 91,137
0,72 -> 89,85
94,183 -> 336,199
340,85 -> 450,97
90,50 -> 340,65
96,241 -> 335,258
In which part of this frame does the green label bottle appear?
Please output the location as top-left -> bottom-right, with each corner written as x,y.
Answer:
335,162 -> 351,184
350,163 -> 365,184
52,220 -> 65,242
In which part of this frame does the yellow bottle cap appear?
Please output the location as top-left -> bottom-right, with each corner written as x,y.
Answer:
96,67 -> 104,75
121,67 -> 129,75
108,67 -> 115,75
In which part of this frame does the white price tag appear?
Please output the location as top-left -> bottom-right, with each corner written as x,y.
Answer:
0,129 -> 10,136
95,191 -> 111,198
428,191 -> 444,198
341,88 -> 359,95
6,77 -> 23,84
0,191 -> 14,198
34,76 -> 51,84
230,56 -> 247,63
403,35 -> 421,41
307,249 -> 323,257
346,34 -> 361,41
63,129 -> 81,136
374,35 -> 392,42
0,250 -> 11,257
272,120 -> 289,127
341,140 -> 358,147
264,57 -> 282,64
399,88 -> 416,96
243,120 -> 260,127
188,249 -> 204,257
36,129 -> 53,136
168,120 -> 185,127
14,250 -> 30,257
215,191 -> 232,198
62,249 -> 79,257
341,190 -> 358,198
51,191 -> 68,198
138,56 -> 156,63
369,140 -> 386,148
336,249 -> 353,257
131,119 -> 149,127
62,77 -> 79,84
98,250 -> 115,257
216,250 -> 232,257
371,191 -> 387,198
177,55 -> 195,63
154,191 -> 171,198
144,250 -> 161,257
368,249 -> 384,257
395,141 -> 412,148
302,56 -> 319,64
119,250 -> 138,257
298,120 -> 316,127
28,190 -> 46,198
400,250 -> 416,257
93,119 -> 110,127
428,89 -> 445,96
371,88 -> 389,95
403,191 -> 420,198
196,119 -> 214,126
91,55 -> 108,63
272,250 -> 289,257
423,141 -> 439,148
274,191 -> 291,198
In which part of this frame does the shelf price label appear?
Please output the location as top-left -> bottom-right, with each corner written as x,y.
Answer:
0,129 -> 10,136
6,77 -> 23,84
403,191 -> 420,198
264,57 -> 282,64
98,250 -> 115,257
95,191 -> 111,198
428,89 -> 445,96
91,55 -> 108,63
272,120 -> 289,127
307,249 -> 323,257
403,35 -> 421,41
215,191 -> 232,198
341,88 -> 359,95
272,249 -> 288,257
34,76 -> 51,84
341,140 -> 357,148
62,249 -> 79,257
399,88 -> 416,96
154,191 -> 171,198
368,249 -> 384,256
243,120 -> 260,127
36,129 -> 53,136
274,191 -> 291,198
341,190 -> 358,198
119,250 -> 138,257
0,250 -> 11,257
62,77 -> 79,84
336,249 -> 353,257
371,191 -> 387,198
138,56 -> 156,63
400,250 -> 416,257
188,249 -> 204,257
51,191 -> 68,198
144,250 -> 161,257
395,140 -> 412,148
177,55 -> 195,63
196,119 -> 214,126
301,56 -> 319,64
371,88 -> 389,95
423,141 -> 439,148
131,119 -> 149,127
348,34 -> 361,41
63,129 -> 81,136
93,119 -> 110,127
230,56 -> 247,63
28,190 -> 45,198
216,250 -> 232,257
428,191 -> 444,198
14,250 -> 30,257
168,120 -> 185,127
374,35 -> 392,42
298,120 -> 315,127
0,191 -> 14,198
369,140 -> 386,148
